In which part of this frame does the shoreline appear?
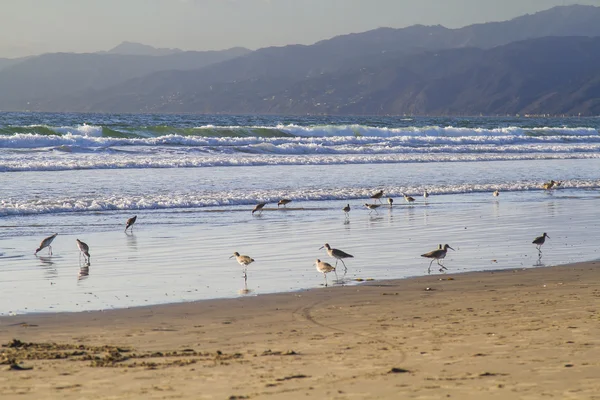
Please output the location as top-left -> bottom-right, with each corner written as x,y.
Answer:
2,261 -> 599,399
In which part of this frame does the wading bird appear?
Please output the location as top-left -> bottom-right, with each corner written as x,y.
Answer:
125,215 -> 137,232
319,243 -> 353,273
315,259 -> 336,287
76,239 -> 91,263
252,202 -> 267,215
230,251 -> 255,279
278,199 -> 292,208
370,190 -> 384,203
532,233 -> 549,255
35,233 -> 58,256
364,203 -> 381,214
421,244 -> 454,274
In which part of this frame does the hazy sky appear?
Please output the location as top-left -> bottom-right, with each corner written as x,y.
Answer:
2,0 -> 598,58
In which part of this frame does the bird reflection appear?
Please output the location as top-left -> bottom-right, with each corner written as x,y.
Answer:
126,232 -> 138,250
78,265 -> 90,281
238,278 -> 253,295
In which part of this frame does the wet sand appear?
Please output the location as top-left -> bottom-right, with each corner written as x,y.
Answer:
1,262 -> 599,399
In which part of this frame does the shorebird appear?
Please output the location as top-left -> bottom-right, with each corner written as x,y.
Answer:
370,190 -> 384,203
387,198 -> 394,207
315,259 -> 337,287
342,204 -> 351,218
35,233 -> 58,256
424,190 -> 429,200
319,243 -> 353,273
230,251 -> 254,279
532,233 -> 549,254
277,199 -> 292,208
542,180 -> 555,190
252,202 -> 267,215
555,180 -> 563,187
403,193 -> 415,204
76,239 -> 90,263
125,215 -> 137,232
493,190 -> 500,197
421,244 -> 454,274
364,203 -> 381,214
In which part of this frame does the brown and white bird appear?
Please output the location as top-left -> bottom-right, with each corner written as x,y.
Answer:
364,203 -> 381,214
532,233 -> 549,254
76,239 -> 90,263
315,259 -> 336,287
342,204 -> 351,218
277,199 -> 292,208
542,180 -> 555,190
403,193 -> 415,204
421,244 -> 454,274
424,190 -> 429,200
252,202 -> 267,215
370,190 -> 384,203
493,190 -> 500,197
230,251 -> 255,279
35,233 -> 58,255
319,243 -> 354,273
387,198 -> 394,207
125,215 -> 137,232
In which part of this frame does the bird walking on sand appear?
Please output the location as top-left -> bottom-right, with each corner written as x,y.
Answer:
319,243 -> 353,273
403,193 -> 415,204
315,259 -> 337,287
252,202 -> 267,215
76,239 -> 90,263
277,199 -> 292,208
424,190 -> 429,199
35,233 -> 58,256
387,198 -> 394,207
364,203 -> 380,214
421,244 -> 454,274
342,204 -> 351,218
493,190 -> 500,197
532,233 -> 549,255
370,190 -> 384,203
230,251 -> 254,279
125,215 -> 137,232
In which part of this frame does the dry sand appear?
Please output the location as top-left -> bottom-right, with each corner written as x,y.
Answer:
1,262 -> 599,399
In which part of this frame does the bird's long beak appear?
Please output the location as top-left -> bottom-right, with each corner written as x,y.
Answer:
318,246 -> 324,250
546,235 -> 550,239
448,246 -> 455,251
229,255 -> 234,259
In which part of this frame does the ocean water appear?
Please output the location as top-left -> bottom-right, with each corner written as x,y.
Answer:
1,112 -> 600,314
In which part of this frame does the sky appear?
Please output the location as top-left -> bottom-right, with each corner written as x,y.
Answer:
2,0 -> 599,58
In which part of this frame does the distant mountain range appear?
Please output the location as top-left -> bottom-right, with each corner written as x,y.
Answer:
1,5 -> 600,115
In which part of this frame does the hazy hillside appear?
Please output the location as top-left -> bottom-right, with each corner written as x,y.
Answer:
0,47 -> 251,110
2,5 -> 600,115
105,41 -> 183,56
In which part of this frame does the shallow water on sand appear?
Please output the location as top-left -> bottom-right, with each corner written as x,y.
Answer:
1,176 -> 599,314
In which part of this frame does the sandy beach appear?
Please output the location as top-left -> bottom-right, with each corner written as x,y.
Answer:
1,262 -> 599,399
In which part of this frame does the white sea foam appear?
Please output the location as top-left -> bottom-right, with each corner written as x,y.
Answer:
1,179 -> 598,217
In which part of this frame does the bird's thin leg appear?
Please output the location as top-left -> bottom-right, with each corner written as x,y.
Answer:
340,259 -> 347,273
428,259 -> 434,274
48,246 -> 52,255
324,274 -> 328,287
334,259 -> 339,268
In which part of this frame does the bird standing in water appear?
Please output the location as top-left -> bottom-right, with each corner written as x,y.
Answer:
230,251 -> 255,280
252,202 -> 267,215
76,239 -> 91,263
125,215 -> 137,232
278,199 -> 292,208
315,259 -> 336,287
370,190 -> 384,204
532,233 -> 549,255
35,233 -> 58,256
342,204 -> 351,219
421,244 -> 454,274
319,243 -> 354,273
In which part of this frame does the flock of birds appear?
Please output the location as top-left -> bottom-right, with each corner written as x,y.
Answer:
33,216 -> 137,266
33,181 -> 559,287
233,182 -> 557,286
